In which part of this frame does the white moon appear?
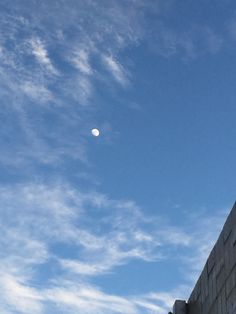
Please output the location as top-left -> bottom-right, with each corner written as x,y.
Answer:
91,128 -> 100,137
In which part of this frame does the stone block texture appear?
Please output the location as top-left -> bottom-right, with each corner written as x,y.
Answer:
173,300 -> 187,314
187,202 -> 236,314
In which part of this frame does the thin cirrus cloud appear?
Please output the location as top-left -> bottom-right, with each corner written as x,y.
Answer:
180,207 -> 229,283
0,1 -> 235,313
0,274 -> 181,314
103,55 -> 129,86
0,0 -> 233,170
20,81 -> 53,103
0,181 -> 227,313
0,181 -> 196,313
70,48 -> 93,75
30,37 -> 58,76
0,1 -> 139,168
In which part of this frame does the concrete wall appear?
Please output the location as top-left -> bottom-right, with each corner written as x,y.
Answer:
188,202 -> 236,314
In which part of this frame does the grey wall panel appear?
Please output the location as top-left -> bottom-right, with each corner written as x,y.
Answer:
187,203 -> 236,314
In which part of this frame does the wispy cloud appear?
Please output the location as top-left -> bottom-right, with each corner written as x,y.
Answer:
0,0 -> 231,171
30,37 -> 58,75
0,180 -> 229,313
0,2 -> 234,313
180,207 -> 229,283
0,273 -> 43,314
0,181 -> 196,313
0,1 -> 144,169
0,272 -> 185,314
20,81 -> 53,102
152,25 -> 224,59
71,48 -> 93,75
103,55 -> 129,86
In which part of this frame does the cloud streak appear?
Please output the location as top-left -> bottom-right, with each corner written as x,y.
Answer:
0,181 -> 196,313
0,2 -> 234,313
30,37 -> 58,75
103,55 -> 129,86
0,0 -> 233,171
0,275 -> 177,314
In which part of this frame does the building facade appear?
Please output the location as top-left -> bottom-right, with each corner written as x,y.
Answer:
172,202 -> 236,314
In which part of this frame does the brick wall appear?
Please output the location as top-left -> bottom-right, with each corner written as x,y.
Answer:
187,202 -> 236,314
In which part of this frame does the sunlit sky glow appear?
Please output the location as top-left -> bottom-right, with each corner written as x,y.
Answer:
0,1 -> 235,313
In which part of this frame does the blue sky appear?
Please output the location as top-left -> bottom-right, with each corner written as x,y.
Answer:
0,1 -> 235,313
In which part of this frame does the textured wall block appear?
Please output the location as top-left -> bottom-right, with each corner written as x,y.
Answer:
173,300 -> 187,314
171,203 -> 236,314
